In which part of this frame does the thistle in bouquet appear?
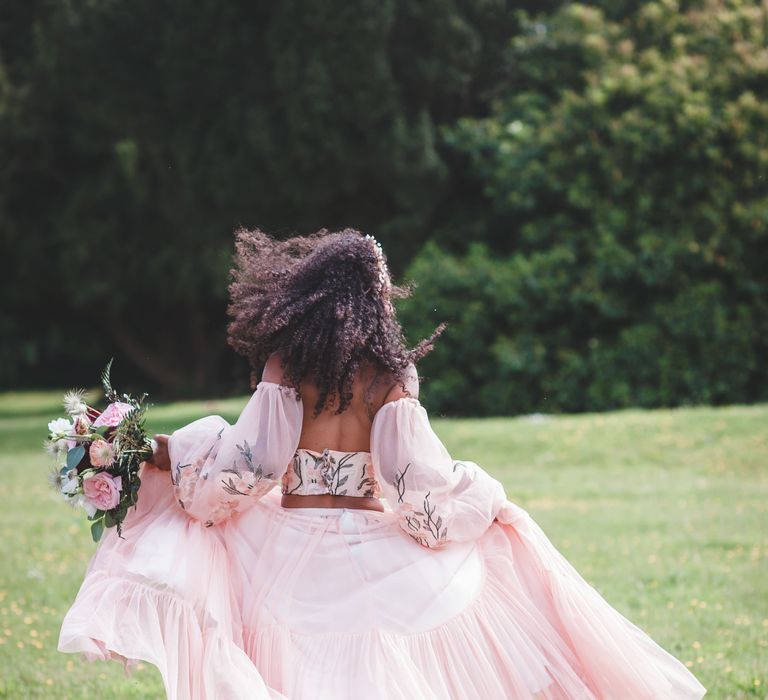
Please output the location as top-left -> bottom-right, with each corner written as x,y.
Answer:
45,359 -> 154,542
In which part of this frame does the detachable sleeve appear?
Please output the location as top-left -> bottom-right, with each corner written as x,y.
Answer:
370,397 -> 509,548
167,381 -> 303,526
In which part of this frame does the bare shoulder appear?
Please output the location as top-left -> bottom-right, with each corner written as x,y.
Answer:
261,351 -> 288,384
382,362 -> 420,404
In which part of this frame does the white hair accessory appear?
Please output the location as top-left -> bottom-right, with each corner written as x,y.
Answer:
363,233 -> 394,314
363,233 -> 390,290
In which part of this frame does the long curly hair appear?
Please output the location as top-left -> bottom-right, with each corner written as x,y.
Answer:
226,227 -> 445,416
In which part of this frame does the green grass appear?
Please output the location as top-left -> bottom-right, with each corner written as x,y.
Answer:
0,390 -> 766,699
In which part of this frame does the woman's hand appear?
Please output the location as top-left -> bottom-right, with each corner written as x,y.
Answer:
146,434 -> 171,471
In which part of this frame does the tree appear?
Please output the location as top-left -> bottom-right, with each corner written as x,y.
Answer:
0,0 -> 518,393
400,1 -> 768,414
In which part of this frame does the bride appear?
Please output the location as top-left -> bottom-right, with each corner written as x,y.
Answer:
59,227 -> 707,699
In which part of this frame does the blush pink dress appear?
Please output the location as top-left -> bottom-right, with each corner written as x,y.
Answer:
59,381 -> 707,699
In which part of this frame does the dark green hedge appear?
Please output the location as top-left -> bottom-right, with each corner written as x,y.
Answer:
398,241 -> 765,415
399,2 -> 768,415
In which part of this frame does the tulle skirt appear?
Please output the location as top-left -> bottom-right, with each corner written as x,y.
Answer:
59,466 -> 706,699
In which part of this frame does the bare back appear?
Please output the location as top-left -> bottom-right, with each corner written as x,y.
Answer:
262,352 -> 418,455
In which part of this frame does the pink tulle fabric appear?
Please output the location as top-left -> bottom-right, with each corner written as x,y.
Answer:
59,382 -> 707,699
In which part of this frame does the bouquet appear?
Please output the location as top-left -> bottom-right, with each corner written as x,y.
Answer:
45,360 -> 153,541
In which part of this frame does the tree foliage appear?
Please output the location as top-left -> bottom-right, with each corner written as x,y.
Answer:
0,0 -> 516,393
2,0 -> 765,412
400,1 -> 768,414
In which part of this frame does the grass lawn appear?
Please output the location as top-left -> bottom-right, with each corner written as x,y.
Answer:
0,389 -> 765,699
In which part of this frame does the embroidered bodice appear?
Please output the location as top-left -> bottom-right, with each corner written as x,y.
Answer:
168,381 -> 507,546
281,448 -> 381,498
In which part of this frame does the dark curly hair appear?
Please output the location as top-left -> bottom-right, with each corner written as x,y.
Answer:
226,227 -> 445,416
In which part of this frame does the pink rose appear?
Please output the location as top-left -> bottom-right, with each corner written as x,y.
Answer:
92,402 -> 133,428
82,472 -> 122,511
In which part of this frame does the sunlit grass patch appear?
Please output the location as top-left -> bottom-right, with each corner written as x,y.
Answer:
0,393 -> 765,698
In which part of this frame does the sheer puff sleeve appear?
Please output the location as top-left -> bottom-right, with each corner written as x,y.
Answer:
370,397 -> 509,549
167,381 -> 302,527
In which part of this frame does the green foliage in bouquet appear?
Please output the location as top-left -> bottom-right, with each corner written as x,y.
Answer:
94,360 -> 150,539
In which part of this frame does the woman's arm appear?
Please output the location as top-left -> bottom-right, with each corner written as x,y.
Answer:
371,369 -> 507,548
147,353 -> 288,475
146,434 -> 171,471
164,362 -> 302,525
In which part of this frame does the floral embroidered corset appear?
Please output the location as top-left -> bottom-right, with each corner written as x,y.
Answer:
168,382 -> 509,547
281,448 -> 381,498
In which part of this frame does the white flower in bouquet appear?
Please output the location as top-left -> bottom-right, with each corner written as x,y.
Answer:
63,389 -> 89,416
61,469 -> 80,496
43,438 -> 67,461
47,467 -> 80,500
47,467 -> 62,490
48,417 -> 73,436
75,494 -> 98,518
